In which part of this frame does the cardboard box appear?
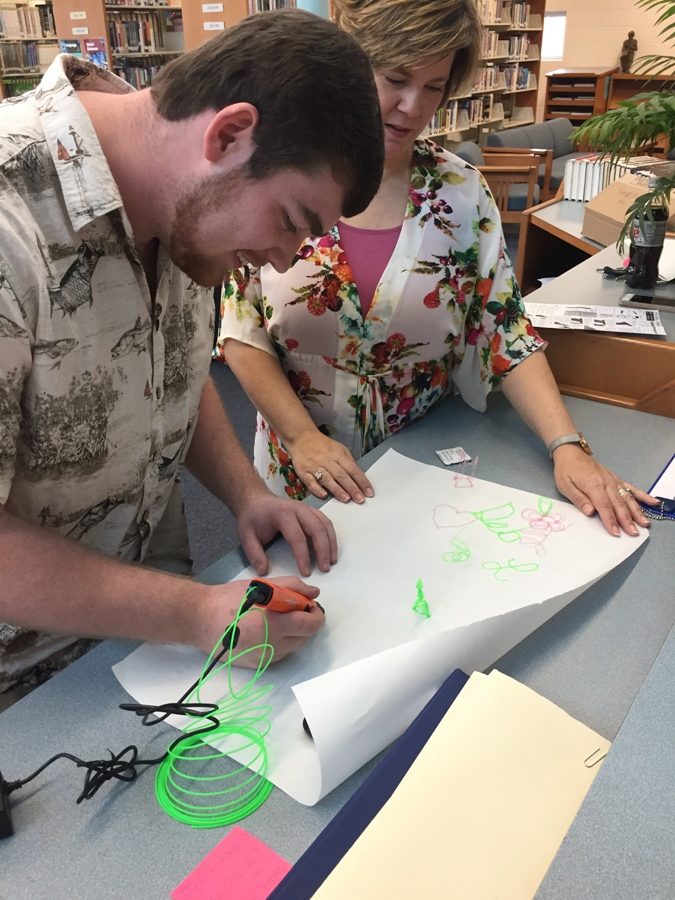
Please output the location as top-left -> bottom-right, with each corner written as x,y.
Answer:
581,172 -> 675,247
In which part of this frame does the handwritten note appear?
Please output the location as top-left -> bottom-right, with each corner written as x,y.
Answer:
171,827 -> 291,900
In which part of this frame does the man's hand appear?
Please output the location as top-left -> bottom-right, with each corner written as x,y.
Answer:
198,576 -> 325,667
236,493 -> 338,577
287,431 -> 375,504
552,445 -> 658,536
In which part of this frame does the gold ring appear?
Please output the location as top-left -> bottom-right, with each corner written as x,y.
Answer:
314,469 -> 324,483
618,486 -> 632,498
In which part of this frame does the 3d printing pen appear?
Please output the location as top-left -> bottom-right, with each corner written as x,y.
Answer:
244,578 -> 324,615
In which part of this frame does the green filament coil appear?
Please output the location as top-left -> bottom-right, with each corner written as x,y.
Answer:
154,594 -> 276,827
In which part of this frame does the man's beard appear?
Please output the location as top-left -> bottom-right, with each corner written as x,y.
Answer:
169,165 -> 247,287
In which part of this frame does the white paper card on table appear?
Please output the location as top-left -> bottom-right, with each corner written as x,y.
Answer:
650,453 -> 675,499
113,449 -> 646,805
435,446 -> 472,465
525,301 -> 665,335
313,671 -> 611,900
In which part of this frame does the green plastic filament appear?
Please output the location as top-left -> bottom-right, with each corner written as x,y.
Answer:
154,593 -> 276,827
412,578 -> 431,618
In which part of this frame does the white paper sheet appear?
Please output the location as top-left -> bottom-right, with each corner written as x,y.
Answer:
114,450 -> 647,805
525,301 -> 666,335
650,453 -> 675,499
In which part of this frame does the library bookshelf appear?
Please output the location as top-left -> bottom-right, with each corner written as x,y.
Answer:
428,0 -> 545,146
49,0 -> 250,89
0,1 -> 59,98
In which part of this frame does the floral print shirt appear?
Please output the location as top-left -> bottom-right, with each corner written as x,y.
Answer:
0,56 -> 214,686
217,139 -> 544,499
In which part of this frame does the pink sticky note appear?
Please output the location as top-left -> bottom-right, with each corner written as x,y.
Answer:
171,826 -> 292,900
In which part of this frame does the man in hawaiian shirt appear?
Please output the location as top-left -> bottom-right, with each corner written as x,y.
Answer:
0,10 -> 384,697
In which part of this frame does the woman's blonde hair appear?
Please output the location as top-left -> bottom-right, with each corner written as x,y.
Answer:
333,0 -> 482,101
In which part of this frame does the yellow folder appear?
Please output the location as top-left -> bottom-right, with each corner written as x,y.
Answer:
313,670 -> 610,899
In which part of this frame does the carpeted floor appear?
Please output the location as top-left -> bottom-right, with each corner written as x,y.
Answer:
182,360 -> 257,574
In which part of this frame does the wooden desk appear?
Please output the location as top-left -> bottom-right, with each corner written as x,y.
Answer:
515,197 -> 604,295
525,240 -> 675,418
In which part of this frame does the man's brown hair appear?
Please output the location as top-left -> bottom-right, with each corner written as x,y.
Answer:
151,9 -> 384,217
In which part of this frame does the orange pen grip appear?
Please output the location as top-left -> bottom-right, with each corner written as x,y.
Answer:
247,578 -> 322,614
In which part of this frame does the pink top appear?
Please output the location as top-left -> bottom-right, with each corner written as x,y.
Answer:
339,221 -> 402,317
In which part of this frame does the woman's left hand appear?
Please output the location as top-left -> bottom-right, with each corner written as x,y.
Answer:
552,444 -> 659,536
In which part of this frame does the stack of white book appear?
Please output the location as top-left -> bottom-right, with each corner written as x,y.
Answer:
563,154 -> 656,202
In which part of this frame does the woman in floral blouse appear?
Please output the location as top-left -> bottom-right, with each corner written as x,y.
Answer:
217,0 -> 655,536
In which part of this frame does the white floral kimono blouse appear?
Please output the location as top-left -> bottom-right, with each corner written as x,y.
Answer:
218,140 -> 544,499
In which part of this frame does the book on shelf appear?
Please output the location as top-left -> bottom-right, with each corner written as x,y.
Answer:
499,63 -> 533,91
477,0 -> 507,23
112,52 -> 175,86
0,3 -> 53,39
107,8 -> 183,55
0,6 -> 22,39
0,40 -> 39,73
508,34 -> 529,58
249,0 -> 295,11
456,102 -> 470,130
38,3 -> 56,37
507,0 -> 531,28
473,64 -> 499,92
38,41 -> 58,67
108,0 -> 174,5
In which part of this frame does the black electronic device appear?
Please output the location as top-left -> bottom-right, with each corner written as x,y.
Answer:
0,769 -> 14,838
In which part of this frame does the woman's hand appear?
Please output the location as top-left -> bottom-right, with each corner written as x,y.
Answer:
287,431 -> 375,504
552,444 -> 659,536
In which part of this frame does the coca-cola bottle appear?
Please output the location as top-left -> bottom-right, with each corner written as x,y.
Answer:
625,175 -> 668,290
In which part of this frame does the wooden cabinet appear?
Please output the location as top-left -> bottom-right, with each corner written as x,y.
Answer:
543,67 -> 616,125
606,72 -> 675,155
607,72 -> 675,109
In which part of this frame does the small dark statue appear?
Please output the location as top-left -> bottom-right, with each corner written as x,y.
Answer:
620,30 -> 638,72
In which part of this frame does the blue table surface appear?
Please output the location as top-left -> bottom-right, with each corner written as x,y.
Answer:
1,393 -> 674,899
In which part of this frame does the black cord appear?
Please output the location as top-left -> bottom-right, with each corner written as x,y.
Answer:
4,618 -> 247,805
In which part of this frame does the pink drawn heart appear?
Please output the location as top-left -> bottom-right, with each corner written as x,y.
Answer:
432,504 -> 475,529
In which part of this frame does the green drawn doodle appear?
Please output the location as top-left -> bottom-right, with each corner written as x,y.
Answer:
412,578 -> 431,618
469,502 -> 523,543
442,537 -> 471,563
482,558 -> 540,582
537,496 -> 553,516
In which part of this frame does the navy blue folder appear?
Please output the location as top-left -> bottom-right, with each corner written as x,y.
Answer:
269,668 -> 469,899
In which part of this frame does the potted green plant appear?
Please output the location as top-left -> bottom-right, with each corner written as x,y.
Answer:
571,0 -> 675,246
